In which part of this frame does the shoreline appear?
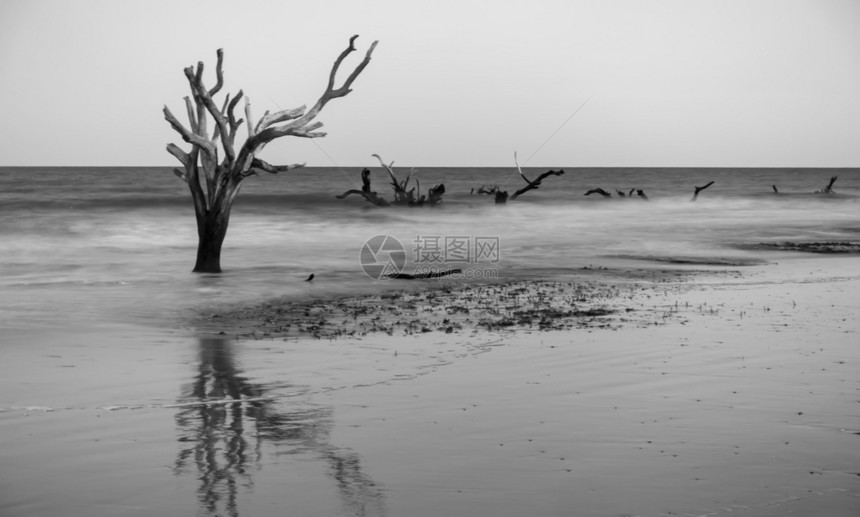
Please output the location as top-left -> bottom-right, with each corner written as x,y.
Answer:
192,266 -> 748,340
188,245 -> 856,341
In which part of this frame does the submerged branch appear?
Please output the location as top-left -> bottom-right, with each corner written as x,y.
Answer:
691,181 -> 715,201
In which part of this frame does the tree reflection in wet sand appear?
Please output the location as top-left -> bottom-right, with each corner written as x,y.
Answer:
173,337 -> 385,517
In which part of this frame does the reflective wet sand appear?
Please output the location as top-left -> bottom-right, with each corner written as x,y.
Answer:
1,258 -> 858,516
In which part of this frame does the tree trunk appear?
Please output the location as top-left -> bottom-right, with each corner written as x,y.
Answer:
193,208 -> 231,273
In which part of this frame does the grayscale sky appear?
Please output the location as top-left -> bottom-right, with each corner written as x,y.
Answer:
1,0 -> 858,167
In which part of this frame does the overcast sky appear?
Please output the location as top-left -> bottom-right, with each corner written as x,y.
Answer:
1,0 -> 858,167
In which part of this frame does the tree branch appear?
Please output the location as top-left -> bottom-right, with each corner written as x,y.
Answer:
166,143 -> 191,169
509,152 -> 564,200
336,168 -> 390,207
163,106 -> 215,153
252,36 -> 377,146
226,90 -> 244,146
183,97 -> 198,134
513,151 -> 536,187
325,35 -> 378,100
510,169 -> 565,199
244,97 -> 256,137
183,65 -> 235,165
250,158 -> 305,174
691,181 -> 714,201
208,48 -> 224,97
584,188 -> 612,198
256,105 -> 306,132
372,153 -> 411,202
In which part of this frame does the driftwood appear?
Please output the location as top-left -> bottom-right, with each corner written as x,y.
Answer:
584,188 -> 647,200
338,157 -> 445,207
585,188 -> 612,198
472,153 -> 564,204
510,153 -> 564,200
471,185 -> 509,204
426,184 -> 446,206
691,181 -> 715,201
164,36 -> 377,272
372,153 -> 414,203
335,168 -> 390,206
815,176 -> 837,194
473,185 -> 501,196
386,268 -> 462,280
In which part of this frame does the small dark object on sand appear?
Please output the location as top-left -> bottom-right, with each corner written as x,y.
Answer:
305,274 -> 315,282
386,268 -> 462,280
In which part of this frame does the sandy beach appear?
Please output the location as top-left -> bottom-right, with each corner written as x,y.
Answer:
3,1 -> 860,514
1,252 -> 858,517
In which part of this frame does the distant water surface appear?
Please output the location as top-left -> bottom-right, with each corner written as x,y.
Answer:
0,166 -> 858,331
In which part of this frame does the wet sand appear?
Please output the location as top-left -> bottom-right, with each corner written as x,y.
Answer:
1,255 -> 858,516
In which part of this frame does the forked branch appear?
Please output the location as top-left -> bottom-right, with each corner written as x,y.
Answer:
372,153 -> 412,202
252,36 -> 378,146
510,152 -> 564,200
691,181 -> 715,201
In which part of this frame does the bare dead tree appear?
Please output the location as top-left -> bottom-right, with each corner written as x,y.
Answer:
164,36 -> 378,272
691,181 -> 715,201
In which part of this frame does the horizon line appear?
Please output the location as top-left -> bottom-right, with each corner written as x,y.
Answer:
2,164 -> 858,170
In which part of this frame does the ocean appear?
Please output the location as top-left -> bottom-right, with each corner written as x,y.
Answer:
2,165 -> 859,517
1,165 -> 858,333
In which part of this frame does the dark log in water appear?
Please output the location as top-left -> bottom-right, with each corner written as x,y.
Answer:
386,268 -> 462,280
510,169 -> 566,200
691,181 -> 715,201
585,188 -> 612,198
427,184 -> 446,206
